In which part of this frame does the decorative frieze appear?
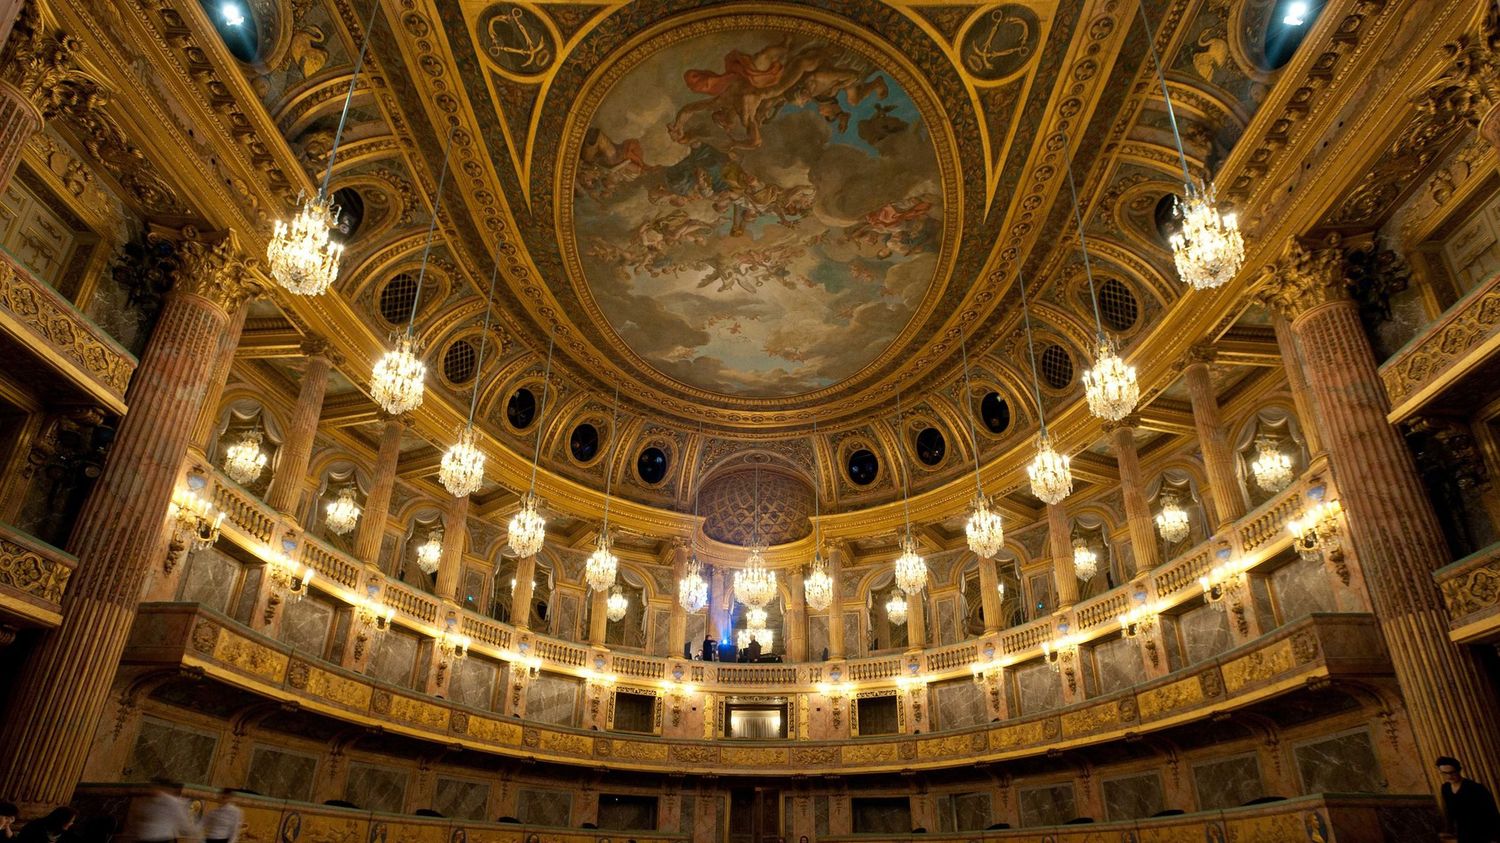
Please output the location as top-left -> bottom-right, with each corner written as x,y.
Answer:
0,256 -> 135,406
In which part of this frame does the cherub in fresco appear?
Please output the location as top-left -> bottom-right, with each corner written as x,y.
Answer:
842,196 -> 937,259
577,127 -> 650,201
668,36 -> 795,144
695,243 -> 803,293
720,168 -> 815,235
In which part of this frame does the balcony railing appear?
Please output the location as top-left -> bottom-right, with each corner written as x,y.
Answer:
0,519 -> 77,626
1436,540 -> 1500,642
1381,271 -> 1500,422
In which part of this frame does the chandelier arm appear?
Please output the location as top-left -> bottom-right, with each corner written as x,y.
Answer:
1017,268 -> 1049,434
526,329 -> 556,495
600,385 -> 620,532
958,335 -> 984,499
407,123 -> 458,338
753,465 -> 760,548
318,0 -> 383,200
466,260 -> 500,427
1060,131 -> 1105,340
1136,1 -> 1194,189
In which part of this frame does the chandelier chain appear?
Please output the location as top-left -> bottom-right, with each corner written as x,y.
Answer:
1061,130 -> 1105,341
896,389 -> 911,534
526,329 -> 556,495
1017,268 -> 1049,435
467,261 -> 499,427
406,123 -> 457,338
319,0 -> 382,200
958,335 -> 984,500
810,420 -> 821,545
1137,1 -> 1194,188
600,385 -> 621,533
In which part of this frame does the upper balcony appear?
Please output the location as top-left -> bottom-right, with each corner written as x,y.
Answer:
0,519 -> 76,629
1380,271 -> 1500,424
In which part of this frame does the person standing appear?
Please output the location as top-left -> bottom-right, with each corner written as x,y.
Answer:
745,635 -> 762,662
202,790 -> 242,843
700,635 -> 715,662
1438,756 -> 1500,843
0,803 -> 17,841
13,809 -> 74,843
130,780 -> 199,843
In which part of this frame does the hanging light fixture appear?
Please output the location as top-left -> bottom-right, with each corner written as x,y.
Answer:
733,467 -> 778,608
439,264 -> 501,498
606,585 -> 629,622
1251,436 -> 1294,492
266,0 -> 381,294
804,420 -> 834,613
1137,4 -> 1244,291
892,390 -> 927,595
1072,538 -> 1098,581
746,606 -> 769,629
737,624 -> 774,652
1017,268 -> 1073,504
415,527 -> 444,575
886,588 -> 909,626
1063,137 -> 1138,422
1155,493 -> 1191,544
586,386 -> 622,592
679,422 -> 710,613
325,486 -> 361,535
509,329 -> 556,557
957,336 -> 1005,558
371,124 -> 456,416
223,428 -> 269,485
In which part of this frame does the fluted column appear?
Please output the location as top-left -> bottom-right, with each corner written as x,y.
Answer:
786,567 -> 808,661
354,414 -> 404,567
1184,347 -> 1245,526
0,230 -> 254,813
905,592 -> 927,648
510,555 -> 537,629
0,4 -> 58,195
667,540 -> 689,657
189,299 -> 254,449
1272,313 -> 1323,456
588,587 -> 609,646
434,494 -> 468,602
826,542 -> 847,659
976,554 -> 1003,634
1258,238 -> 1500,791
1107,417 -> 1158,576
266,340 -> 334,514
1047,503 -> 1079,608
706,568 -> 724,645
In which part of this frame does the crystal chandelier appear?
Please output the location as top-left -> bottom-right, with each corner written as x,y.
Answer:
1251,436 -> 1294,492
508,492 -> 547,558
439,426 -> 485,497
804,552 -> 833,612
324,486 -> 361,535
734,546 -> 777,609
885,588 -> 909,626
965,495 -> 1006,559
1072,538 -> 1098,580
606,586 -> 629,622
737,624 -> 774,652
679,554 -> 709,613
223,428 -> 268,485
893,531 -> 927,596
1082,336 -> 1139,422
371,333 -> 426,415
1155,494 -> 1191,544
585,533 -> 618,593
745,606 -> 768,629
1027,432 -> 1073,505
415,528 -> 444,575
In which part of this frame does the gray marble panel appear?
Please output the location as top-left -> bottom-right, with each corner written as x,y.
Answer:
1272,555 -> 1336,625
1250,574 -> 1278,635
1094,635 -> 1143,695
460,567 -> 487,613
230,566 -> 262,625
597,794 -> 657,830
1158,614 -> 1185,670
650,607 -> 670,655
938,598 -> 958,646
125,717 -> 217,784
434,776 -> 489,820
1193,754 -> 1264,810
1018,783 -> 1076,827
449,656 -> 497,710
245,746 -> 317,802
1014,662 -> 1062,716
1294,729 -> 1383,794
526,673 -> 581,727
680,794 -> 696,834
366,630 -> 419,689
808,614 -> 829,660
553,594 -> 579,641
344,762 -> 407,814
851,797 -> 911,834
1103,772 -> 1164,821
277,596 -> 333,656
686,612 -> 707,655
951,792 -> 991,831
815,795 -> 830,837
932,680 -> 987,731
843,611 -> 864,657
517,788 -> 572,826
180,548 -> 240,613
1179,603 -> 1233,665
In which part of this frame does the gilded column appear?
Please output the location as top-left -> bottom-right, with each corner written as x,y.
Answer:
265,340 -> 335,514
825,541 -> 848,659
1047,503 -> 1079,608
0,230 -> 254,812
1107,417 -> 1158,576
1258,238 -> 1500,790
976,553 -> 1003,634
786,566 -> 808,661
905,592 -> 927,648
588,587 -> 609,645
667,540 -> 689,657
510,555 -> 537,629
434,494 -> 468,602
705,567 -> 724,646
353,413 -> 404,567
1184,347 -> 1245,526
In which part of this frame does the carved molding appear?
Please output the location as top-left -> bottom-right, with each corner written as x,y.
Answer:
0,532 -> 74,605
0,254 -> 135,401
1381,275 -> 1500,416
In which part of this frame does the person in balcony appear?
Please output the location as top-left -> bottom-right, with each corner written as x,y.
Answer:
701,634 -> 715,662
745,635 -> 762,662
0,803 -> 17,841
1437,756 -> 1500,843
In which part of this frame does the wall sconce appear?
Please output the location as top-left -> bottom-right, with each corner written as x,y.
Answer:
816,681 -> 855,729
166,482 -> 223,572
1200,549 -> 1249,636
1118,601 -> 1160,668
263,544 -> 313,624
1288,500 -> 1347,584
661,680 -> 698,727
1041,637 -> 1079,694
508,653 -> 542,711
970,659 -> 1006,716
433,617 -> 471,687
351,579 -> 395,661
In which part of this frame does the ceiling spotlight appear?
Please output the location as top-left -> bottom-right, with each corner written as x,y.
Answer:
221,3 -> 245,26
1282,1 -> 1309,26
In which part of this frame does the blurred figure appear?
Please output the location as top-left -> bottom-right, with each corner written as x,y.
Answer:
202,790 -> 242,843
15,809 -> 74,843
130,781 -> 198,843
0,803 -> 18,841
1437,756 -> 1500,843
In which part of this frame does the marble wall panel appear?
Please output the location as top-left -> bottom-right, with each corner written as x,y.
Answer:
843,611 -> 864,658
460,566 -> 486,614
1102,772 -> 1164,821
516,788 -> 572,826
553,593 -> 579,641
1250,575 -> 1278,635
939,791 -> 991,832
344,762 -> 408,814
244,746 -> 317,802
449,656 -> 497,711
808,614 -> 829,660
686,612 -> 707,654
597,794 -> 657,830
650,607 -> 670,656
231,566 -> 262,626
1018,783 -> 1076,827
1192,754 -> 1264,810
1094,635 -> 1142,695
1294,729 -> 1384,794
277,596 -> 333,656
815,795 -> 830,837
1158,614 -> 1185,669
1271,555 -> 1336,625
932,680 -> 987,731
525,673 -> 581,727
938,597 -> 958,646
124,717 -> 218,785
680,794 -> 695,834
180,548 -> 241,613
1014,663 -> 1062,716
851,797 -> 911,834
366,630 -> 419,689
434,776 -> 490,820
1179,603 -> 1233,665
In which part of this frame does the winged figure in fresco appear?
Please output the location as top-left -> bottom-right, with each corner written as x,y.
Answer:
841,196 -> 937,259
576,127 -> 651,202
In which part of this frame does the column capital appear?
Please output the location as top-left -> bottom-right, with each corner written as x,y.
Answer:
0,3 -> 90,116
1185,343 -> 1217,366
300,335 -> 343,365
1411,3 -> 1500,136
1254,237 -> 1349,320
1101,413 -> 1141,436
169,228 -> 262,313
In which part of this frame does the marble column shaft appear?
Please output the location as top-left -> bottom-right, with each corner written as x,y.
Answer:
826,543 -> 847,658
588,586 -> 609,645
906,592 -> 927,648
786,567 -> 808,661
976,553 -> 1003,634
354,414 -> 404,566
1110,421 -> 1158,576
1184,354 -> 1245,526
434,493 -> 468,602
667,541 -> 689,657
510,554 -> 537,629
265,343 -> 333,514
706,568 -> 724,644
1047,503 -> 1079,608
1272,313 -> 1323,455
0,232 -> 252,812
188,300 -> 253,448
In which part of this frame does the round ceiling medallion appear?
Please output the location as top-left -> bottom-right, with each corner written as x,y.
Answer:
563,14 -> 951,400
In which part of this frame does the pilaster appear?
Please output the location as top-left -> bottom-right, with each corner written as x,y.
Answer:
434,494 -> 468,602
510,554 -> 537,629
826,541 -> 849,658
976,553 -> 1003,634
667,539 -> 689,657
